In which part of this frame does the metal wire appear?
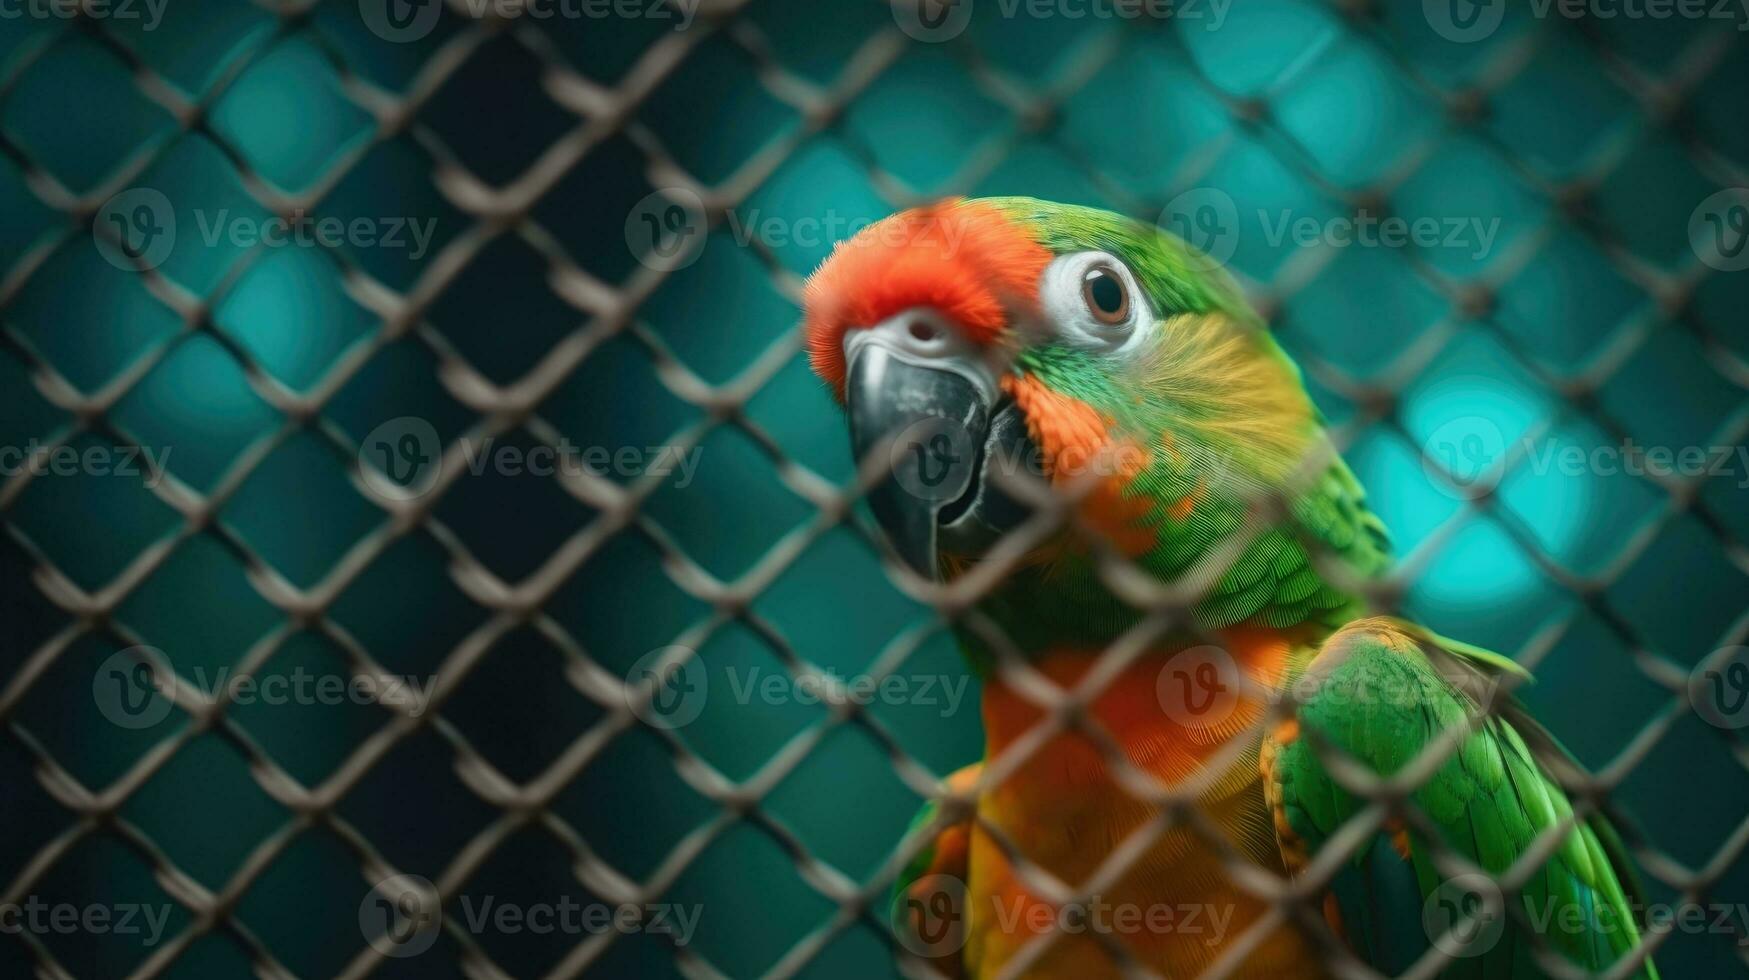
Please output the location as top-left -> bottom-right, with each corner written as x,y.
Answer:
0,0 -> 1746,977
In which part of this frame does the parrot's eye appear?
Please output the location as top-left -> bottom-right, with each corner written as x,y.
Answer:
1040,251 -> 1153,357
1081,265 -> 1129,324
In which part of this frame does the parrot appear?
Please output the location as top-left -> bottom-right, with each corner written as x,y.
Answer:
799,197 -> 1657,979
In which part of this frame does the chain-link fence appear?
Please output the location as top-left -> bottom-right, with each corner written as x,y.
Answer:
1,0 -> 1747,977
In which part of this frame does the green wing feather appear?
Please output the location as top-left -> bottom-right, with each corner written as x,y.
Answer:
1265,619 -> 1657,978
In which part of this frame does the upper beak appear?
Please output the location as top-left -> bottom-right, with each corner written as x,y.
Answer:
844,309 -> 1040,579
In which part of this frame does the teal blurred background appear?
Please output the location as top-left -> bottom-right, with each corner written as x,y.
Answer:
1,1 -> 1747,977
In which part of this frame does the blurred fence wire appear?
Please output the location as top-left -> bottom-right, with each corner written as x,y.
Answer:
1,0 -> 1747,977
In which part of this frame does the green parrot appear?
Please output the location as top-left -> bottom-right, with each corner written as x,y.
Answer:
800,197 -> 1657,978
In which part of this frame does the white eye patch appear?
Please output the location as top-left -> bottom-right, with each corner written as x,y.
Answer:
1037,251 -> 1156,359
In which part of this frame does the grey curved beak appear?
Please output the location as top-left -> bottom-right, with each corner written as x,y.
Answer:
847,343 -> 987,577
842,310 -> 1043,580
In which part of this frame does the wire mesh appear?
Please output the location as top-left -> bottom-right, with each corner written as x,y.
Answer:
0,0 -> 1747,977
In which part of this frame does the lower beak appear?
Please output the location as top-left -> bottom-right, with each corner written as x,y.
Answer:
845,320 -> 1041,579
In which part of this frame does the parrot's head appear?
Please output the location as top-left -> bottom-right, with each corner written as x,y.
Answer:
804,196 -> 1331,587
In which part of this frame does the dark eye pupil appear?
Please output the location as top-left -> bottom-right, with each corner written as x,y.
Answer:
1082,267 -> 1128,323
1084,271 -> 1126,313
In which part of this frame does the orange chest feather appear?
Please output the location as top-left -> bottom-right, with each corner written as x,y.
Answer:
978,626 -> 1306,790
963,628 -> 1327,977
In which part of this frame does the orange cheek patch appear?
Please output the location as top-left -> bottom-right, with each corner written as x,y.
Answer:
802,200 -> 1051,394
1002,374 -> 1159,558
1080,472 -> 1157,557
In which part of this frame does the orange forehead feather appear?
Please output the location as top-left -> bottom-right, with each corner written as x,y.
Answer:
802,200 -> 1052,393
